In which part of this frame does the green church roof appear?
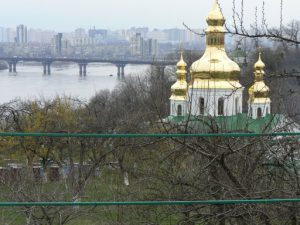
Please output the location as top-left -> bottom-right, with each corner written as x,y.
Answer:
167,113 -> 291,134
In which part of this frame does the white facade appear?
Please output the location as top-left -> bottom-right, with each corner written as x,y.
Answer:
248,100 -> 271,119
170,99 -> 187,117
188,87 -> 243,117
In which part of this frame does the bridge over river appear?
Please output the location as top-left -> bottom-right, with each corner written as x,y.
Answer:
0,57 -> 176,77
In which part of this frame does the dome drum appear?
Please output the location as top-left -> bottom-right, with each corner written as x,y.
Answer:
206,19 -> 225,27
192,71 -> 240,80
171,88 -> 187,96
253,92 -> 270,98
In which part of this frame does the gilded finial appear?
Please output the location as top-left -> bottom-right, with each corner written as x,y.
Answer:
207,0 -> 225,25
177,52 -> 187,68
176,53 -> 187,82
214,0 -> 219,7
258,46 -> 262,60
180,52 -> 184,61
254,47 -> 265,70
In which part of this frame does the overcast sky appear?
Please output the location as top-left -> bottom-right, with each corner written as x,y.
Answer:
0,0 -> 299,31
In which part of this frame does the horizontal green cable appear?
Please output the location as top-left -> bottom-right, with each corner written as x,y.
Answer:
0,132 -> 299,138
0,199 -> 299,207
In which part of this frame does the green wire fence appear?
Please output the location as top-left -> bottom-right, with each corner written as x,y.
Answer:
0,132 -> 299,138
0,199 -> 299,207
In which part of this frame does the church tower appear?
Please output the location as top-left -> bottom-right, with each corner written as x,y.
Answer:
169,53 -> 188,116
248,52 -> 271,119
188,0 -> 244,117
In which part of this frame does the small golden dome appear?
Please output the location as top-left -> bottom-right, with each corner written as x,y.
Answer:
254,52 -> 265,70
249,52 -> 270,101
252,81 -> 270,97
249,82 -> 270,100
177,53 -> 187,68
170,54 -> 188,99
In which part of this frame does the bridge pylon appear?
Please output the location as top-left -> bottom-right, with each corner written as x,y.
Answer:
78,62 -> 88,76
42,61 -> 52,75
7,60 -> 17,73
116,63 -> 126,78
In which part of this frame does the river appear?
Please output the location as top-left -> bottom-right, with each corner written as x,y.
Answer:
0,62 -> 149,103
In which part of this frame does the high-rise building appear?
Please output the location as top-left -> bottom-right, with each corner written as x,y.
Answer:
26,29 -> 55,43
164,28 -> 185,43
88,27 -> 108,39
144,39 -> 159,57
130,27 -> 149,38
6,28 -> 15,42
0,27 -> 6,42
53,33 -> 63,55
0,27 -> 4,42
131,33 -> 144,57
131,33 -> 159,57
147,29 -> 168,43
16,24 -> 28,44
74,28 -> 86,38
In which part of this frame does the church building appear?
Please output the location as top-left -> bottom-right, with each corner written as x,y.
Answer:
169,0 -> 299,133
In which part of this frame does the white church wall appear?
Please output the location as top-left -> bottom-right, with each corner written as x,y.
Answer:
249,102 -> 271,119
170,99 -> 187,116
188,88 -> 243,117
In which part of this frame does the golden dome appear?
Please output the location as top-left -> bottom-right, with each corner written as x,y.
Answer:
249,52 -> 270,101
254,52 -> 265,70
177,53 -> 187,68
190,51 -> 241,80
170,54 -> 188,99
190,0 -> 240,81
251,81 -> 270,98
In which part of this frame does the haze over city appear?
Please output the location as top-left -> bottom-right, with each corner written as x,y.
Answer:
0,0 -> 299,31
0,0 -> 300,224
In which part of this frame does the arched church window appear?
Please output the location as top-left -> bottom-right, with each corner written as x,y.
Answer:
215,36 -> 219,45
209,36 -> 218,45
177,105 -> 182,116
218,98 -> 224,116
199,97 -> 205,115
235,97 -> 239,114
266,107 -> 269,114
257,108 -> 262,118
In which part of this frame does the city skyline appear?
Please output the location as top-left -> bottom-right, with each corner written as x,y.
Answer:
0,0 -> 299,31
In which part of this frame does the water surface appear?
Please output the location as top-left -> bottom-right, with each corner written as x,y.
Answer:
0,63 -> 149,103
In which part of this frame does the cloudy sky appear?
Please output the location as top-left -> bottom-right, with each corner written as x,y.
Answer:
0,0 -> 299,31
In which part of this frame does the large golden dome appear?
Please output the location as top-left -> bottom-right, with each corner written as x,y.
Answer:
190,0 -> 240,81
